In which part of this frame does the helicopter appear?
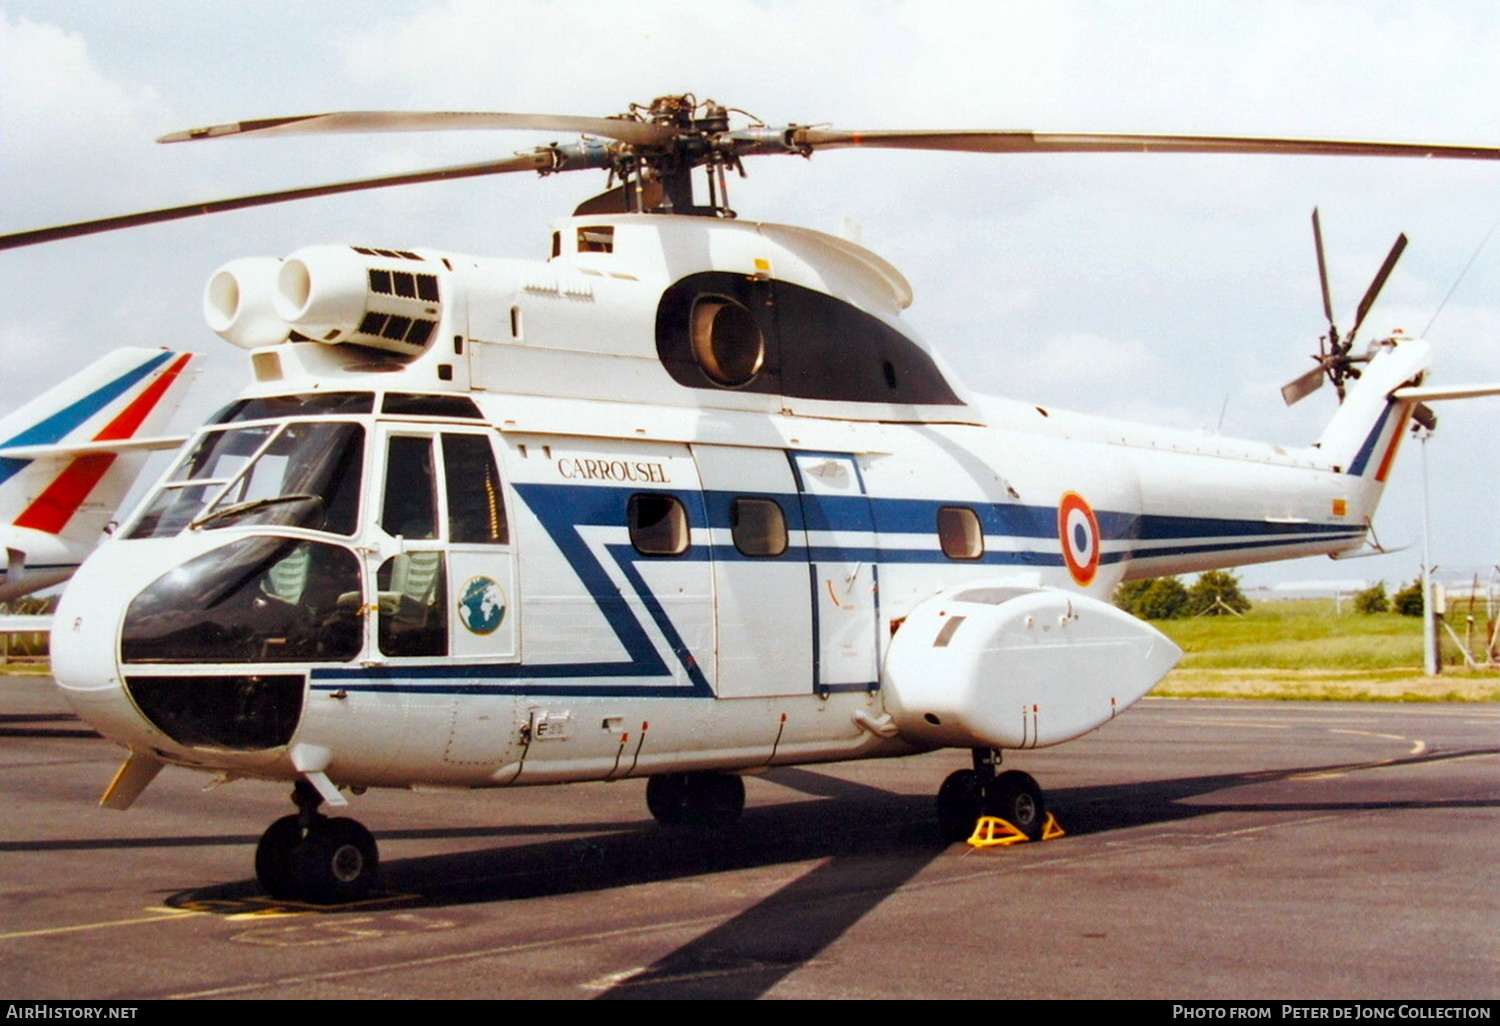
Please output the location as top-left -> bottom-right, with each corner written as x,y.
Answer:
4,95 -> 1499,904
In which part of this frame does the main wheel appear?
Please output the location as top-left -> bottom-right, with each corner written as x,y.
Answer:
646,773 -> 692,825
255,814 -> 305,900
985,769 -> 1046,841
646,772 -> 745,828
690,773 -> 745,828
935,769 -> 982,842
294,817 -> 379,904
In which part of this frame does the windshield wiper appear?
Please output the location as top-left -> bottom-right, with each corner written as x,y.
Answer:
189,493 -> 324,530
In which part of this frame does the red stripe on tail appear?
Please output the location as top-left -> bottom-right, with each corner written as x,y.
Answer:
13,354 -> 192,534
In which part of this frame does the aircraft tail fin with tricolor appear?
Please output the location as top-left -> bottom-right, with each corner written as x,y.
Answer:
0,348 -> 197,603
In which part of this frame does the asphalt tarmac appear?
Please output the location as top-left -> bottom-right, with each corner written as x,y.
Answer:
2,673 -> 1496,1000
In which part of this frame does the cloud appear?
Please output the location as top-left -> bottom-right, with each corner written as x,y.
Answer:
0,14 -> 167,221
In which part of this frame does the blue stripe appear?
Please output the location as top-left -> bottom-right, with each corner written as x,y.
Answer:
307,474 -> 1365,698
1126,531 -> 1364,562
0,352 -> 174,489
1347,403 -> 1396,477
1135,514 -> 1359,541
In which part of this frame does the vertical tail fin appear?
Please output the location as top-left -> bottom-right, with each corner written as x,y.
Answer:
0,348 -> 197,599
1314,337 -> 1429,481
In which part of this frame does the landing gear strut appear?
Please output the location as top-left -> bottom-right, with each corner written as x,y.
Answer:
255,780 -> 379,903
935,750 -> 1046,843
646,772 -> 746,828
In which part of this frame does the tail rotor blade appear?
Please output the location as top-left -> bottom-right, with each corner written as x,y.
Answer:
1281,365 -> 1327,406
1349,233 -> 1408,339
1312,207 -> 1336,331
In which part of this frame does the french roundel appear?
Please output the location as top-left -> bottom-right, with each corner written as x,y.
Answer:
1058,492 -> 1100,586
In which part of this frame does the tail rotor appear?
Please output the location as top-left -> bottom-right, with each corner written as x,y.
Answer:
1282,207 -> 1407,405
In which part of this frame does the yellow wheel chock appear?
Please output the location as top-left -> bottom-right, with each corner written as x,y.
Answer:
966,811 -> 1066,848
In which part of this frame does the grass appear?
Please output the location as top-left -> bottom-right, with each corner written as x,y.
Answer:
1147,599 -> 1500,702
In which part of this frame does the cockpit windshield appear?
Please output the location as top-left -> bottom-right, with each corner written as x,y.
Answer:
128,421 -> 364,539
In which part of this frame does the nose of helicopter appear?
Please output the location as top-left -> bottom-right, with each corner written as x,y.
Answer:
50,535 -> 312,761
51,541 -> 170,748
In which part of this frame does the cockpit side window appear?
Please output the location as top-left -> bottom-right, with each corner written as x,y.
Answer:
376,552 -> 447,657
381,436 -> 438,540
442,433 -> 508,544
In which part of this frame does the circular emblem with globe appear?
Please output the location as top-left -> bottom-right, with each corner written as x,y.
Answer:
457,575 -> 506,635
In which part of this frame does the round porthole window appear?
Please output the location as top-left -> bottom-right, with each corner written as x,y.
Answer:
690,296 -> 764,387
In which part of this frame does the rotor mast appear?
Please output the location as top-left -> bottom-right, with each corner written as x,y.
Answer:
578,94 -> 751,218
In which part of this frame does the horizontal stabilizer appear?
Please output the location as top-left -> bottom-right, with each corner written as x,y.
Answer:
1391,382 -> 1500,402
0,435 -> 188,460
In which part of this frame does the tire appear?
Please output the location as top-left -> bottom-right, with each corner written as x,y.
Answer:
646,772 -> 745,828
254,814 -> 305,900
295,817 -> 379,904
985,770 -> 1046,841
691,773 -> 745,828
935,769 -> 982,842
646,773 -> 691,826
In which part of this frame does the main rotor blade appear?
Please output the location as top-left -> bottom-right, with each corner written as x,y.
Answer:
1281,365 -> 1327,406
1349,233 -> 1409,339
0,152 -> 552,251
791,129 -> 1500,161
159,111 -> 677,148
1312,207 -> 1336,330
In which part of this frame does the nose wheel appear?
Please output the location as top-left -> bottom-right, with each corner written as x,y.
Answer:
255,780 -> 379,903
935,753 -> 1046,843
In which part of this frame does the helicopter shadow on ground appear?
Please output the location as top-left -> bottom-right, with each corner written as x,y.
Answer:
1042,744 -> 1499,838
0,711 -> 99,739
160,745 -> 1498,999
591,747 -> 1500,999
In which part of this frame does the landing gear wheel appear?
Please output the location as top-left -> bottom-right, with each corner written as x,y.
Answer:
254,814 -> 305,900
646,772 -> 746,828
295,817 -> 379,904
936,769 -> 983,842
985,770 -> 1046,841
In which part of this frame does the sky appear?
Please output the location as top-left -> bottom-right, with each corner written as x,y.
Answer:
2,0 -> 1499,591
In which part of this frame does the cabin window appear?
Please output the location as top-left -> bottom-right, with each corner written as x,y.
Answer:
442,434 -> 509,544
731,498 -> 787,557
381,436 -> 438,540
629,493 -> 689,556
690,296 -> 764,387
577,225 -> 614,253
376,552 -> 447,657
211,392 -> 374,423
938,506 -> 984,560
381,394 -> 481,419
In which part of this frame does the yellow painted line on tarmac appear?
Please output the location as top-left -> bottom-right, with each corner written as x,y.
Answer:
0,905 -> 206,941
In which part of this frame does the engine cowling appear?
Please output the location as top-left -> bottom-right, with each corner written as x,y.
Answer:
274,245 -> 445,356
882,584 -> 1181,750
203,257 -> 289,350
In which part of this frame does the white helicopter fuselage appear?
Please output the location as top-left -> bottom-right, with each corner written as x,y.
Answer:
51,213 -> 1424,801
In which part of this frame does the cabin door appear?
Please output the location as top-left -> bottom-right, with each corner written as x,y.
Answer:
692,445 -> 813,698
790,452 -> 881,693
373,426 -> 517,664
